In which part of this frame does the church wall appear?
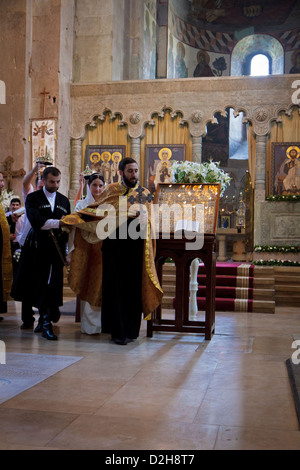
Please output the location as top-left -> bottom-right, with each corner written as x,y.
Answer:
72,0 -> 159,82
0,0 -> 27,200
0,0 -> 74,199
111,0 -> 126,81
57,0 -> 75,193
28,0 -> 74,196
73,0 -> 114,82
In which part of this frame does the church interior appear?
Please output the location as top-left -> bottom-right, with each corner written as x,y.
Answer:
0,0 -> 300,451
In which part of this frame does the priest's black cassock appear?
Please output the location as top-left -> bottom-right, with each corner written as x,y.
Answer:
11,189 -> 70,312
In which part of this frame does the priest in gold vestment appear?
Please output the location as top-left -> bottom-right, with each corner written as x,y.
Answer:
0,176 -> 13,319
63,158 -> 163,345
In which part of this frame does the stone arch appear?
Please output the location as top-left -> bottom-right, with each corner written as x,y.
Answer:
231,34 -> 284,76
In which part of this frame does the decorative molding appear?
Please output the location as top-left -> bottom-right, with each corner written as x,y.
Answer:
70,75 -> 300,140
191,110 -> 203,123
129,112 -> 142,124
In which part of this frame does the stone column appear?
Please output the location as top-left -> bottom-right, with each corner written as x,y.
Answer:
254,134 -> 267,202
192,135 -> 202,163
69,137 -> 82,201
217,234 -> 227,261
131,136 -> 141,168
254,133 -> 267,246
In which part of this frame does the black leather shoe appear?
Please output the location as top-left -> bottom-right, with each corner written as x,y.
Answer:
42,328 -> 57,340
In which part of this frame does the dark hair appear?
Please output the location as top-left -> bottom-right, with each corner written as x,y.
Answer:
42,166 -> 61,180
88,173 -> 105,185
10,197 -> 21,205
118,157 -> 137,172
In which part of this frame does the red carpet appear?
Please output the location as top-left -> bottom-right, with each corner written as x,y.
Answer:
197,262 -> 254,312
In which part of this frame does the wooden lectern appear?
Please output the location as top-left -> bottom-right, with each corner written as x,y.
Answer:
147,183 -> 220,340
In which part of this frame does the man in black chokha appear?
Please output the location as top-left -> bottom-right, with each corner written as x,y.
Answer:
11,167 -> 70,340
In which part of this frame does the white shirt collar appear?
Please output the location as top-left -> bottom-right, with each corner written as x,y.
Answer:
43,186 -> 56,212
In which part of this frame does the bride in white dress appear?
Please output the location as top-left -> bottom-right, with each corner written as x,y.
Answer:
72,173 -> 105,334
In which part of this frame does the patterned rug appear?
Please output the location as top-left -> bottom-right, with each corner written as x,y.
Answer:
0,353 -> 82,404
197,262 -> 254,312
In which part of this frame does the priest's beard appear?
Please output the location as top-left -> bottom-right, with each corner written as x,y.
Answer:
123,174 -> 138,188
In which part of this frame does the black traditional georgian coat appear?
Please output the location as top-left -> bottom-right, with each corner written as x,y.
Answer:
11,189 -> 70,310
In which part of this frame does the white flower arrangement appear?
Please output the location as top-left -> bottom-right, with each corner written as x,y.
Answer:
171,160 -> 231,196
0,188 -> 20,213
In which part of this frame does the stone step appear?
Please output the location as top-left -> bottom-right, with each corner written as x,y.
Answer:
275,275 -> 300,283
162,273 -> 176,281
164,272 -> 275,283
276,295 -> 300,305
253,266 -> 274,277
162,297 -> 174,309
162,287 -> 275,302
253,289 -> 275,300
252,300 -> 275,313
163,285 -> 176,295
274,266 -> 300,274
273,267 -> 300,307
162,296 -> 275,313
253,277 -> 275,287
162,263 -> 175,273
275,284 -> 300,293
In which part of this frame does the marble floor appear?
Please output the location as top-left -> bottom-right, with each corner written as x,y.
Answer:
0,299 -> 300,450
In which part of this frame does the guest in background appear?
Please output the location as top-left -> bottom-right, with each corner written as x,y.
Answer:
6,197 -> 22,272
14,164 -> 44,330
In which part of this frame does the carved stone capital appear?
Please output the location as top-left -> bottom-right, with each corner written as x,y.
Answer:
129,112 -> 141,124
191,110 -> 203,123
254,107 -> 269,122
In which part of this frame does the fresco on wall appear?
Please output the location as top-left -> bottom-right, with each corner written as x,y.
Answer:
144,5 -> 156,79
168,33 -> 175,78
177,0 -> 298,28
175,42 -> 188,78
170,38 -> 229,78
193,50 -> 227,77
193,50 -> 214,77
286,49 -> 300,74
